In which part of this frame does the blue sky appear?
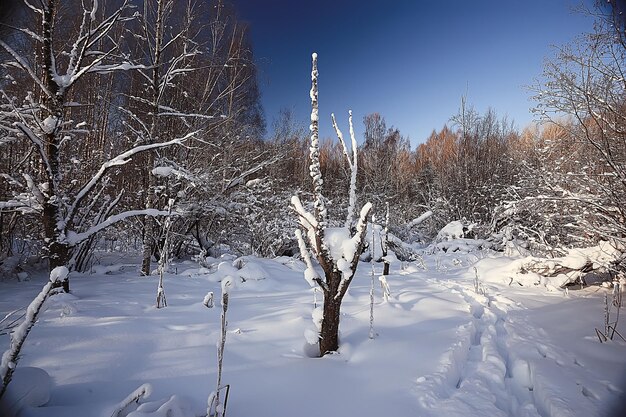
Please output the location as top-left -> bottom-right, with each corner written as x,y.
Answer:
236,0 -> 595,146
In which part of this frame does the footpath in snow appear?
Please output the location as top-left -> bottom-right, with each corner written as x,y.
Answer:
0,252 -> 624,417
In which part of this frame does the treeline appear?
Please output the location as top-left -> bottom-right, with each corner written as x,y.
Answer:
266,106 -> 620,257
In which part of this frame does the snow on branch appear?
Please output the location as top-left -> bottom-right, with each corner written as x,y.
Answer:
0,200 -> 37,213
65,208 -> 170,246
89,62 -> 148,73
290,195 -> 317,231
22,173 -> 47,205
295,229 -> 325,289
21,1 -> 44,15
407,210 -> 433,228
335,202 -> 372,299
109,383 -> 153,417
66,132 -> 195,225
331,111 -> 359,229
224,153 -> 283,191
50,0 -> 133,91
308,53 -> 327,230
0,267 -> 69,399
0,40 -> 53,98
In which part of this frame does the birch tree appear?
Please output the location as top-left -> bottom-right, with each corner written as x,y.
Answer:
121,0 -> 207,276
124,0 -> 264,273
292,53 -> 372,356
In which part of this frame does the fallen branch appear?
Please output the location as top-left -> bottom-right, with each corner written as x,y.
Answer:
0,267 -> 68,400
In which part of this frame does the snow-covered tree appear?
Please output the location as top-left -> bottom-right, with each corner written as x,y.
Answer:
359,112 -> 411,213
523,4 -> 626,252
0,0 -> 190,290
292,53 -> 371,356
121,0 -> 265,270
117,0 -> 207,275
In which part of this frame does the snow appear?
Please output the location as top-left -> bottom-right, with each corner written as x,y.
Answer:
0,251 -> 625,417
49,266 -> 69,284
437,220 -> 466,241
0,367 -> 51,416
203,292 -> 214,308
324,227 -> 351,262
408,210 -> 434,228
41,116 -> 58,134
295,229 -> 319,287
151,167 -> 174,177
474,241 -> 624,289
109,383 -> 152,417
290,196 -> 317,231
323,223 -> 371,280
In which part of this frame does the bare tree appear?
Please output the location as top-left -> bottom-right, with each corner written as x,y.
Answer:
126,0 -> 265,271
292,53 -> 371,356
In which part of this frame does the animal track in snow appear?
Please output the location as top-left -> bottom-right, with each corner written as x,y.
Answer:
580,384 -> 599,400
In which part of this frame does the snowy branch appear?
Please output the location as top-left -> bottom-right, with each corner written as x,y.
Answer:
66,132 -> 195,225
308,53 -> 327,231
65,208 -> 170,246
0,267 -> 69,399
295,229 -> 325,290
335,202 -> 372,300
331,111 -> 359,229
0,39 -> 53,98
290,195 -> 318,232
407,211 -> 433,228
224,154 -> 282,191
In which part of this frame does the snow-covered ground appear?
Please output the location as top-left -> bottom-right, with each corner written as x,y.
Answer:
1,251 -> 625,417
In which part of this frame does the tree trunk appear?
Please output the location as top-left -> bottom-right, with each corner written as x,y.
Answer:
41,0 -> 70,292
43,202 -> 70,292
140,192 -> 155,276
141,0 -> 165,276
383,261 -> 390,276
319,269 -> 343,356
319,293 -> 342,356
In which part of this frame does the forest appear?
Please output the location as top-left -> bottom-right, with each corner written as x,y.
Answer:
0,1 -> 625,417
0,1 -> 623,280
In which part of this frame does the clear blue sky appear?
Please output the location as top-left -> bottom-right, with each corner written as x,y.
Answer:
236,0 -> 595,146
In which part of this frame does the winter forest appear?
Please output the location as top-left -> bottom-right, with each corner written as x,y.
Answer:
0,0 -> 625,416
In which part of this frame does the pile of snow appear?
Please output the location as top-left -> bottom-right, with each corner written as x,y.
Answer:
0,366 -> 51,416
432,238 -> 492,254
204,256 -> 269,286
429,221 -> 491,253
474,241 -> 624,289
436,221 -> 467,241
